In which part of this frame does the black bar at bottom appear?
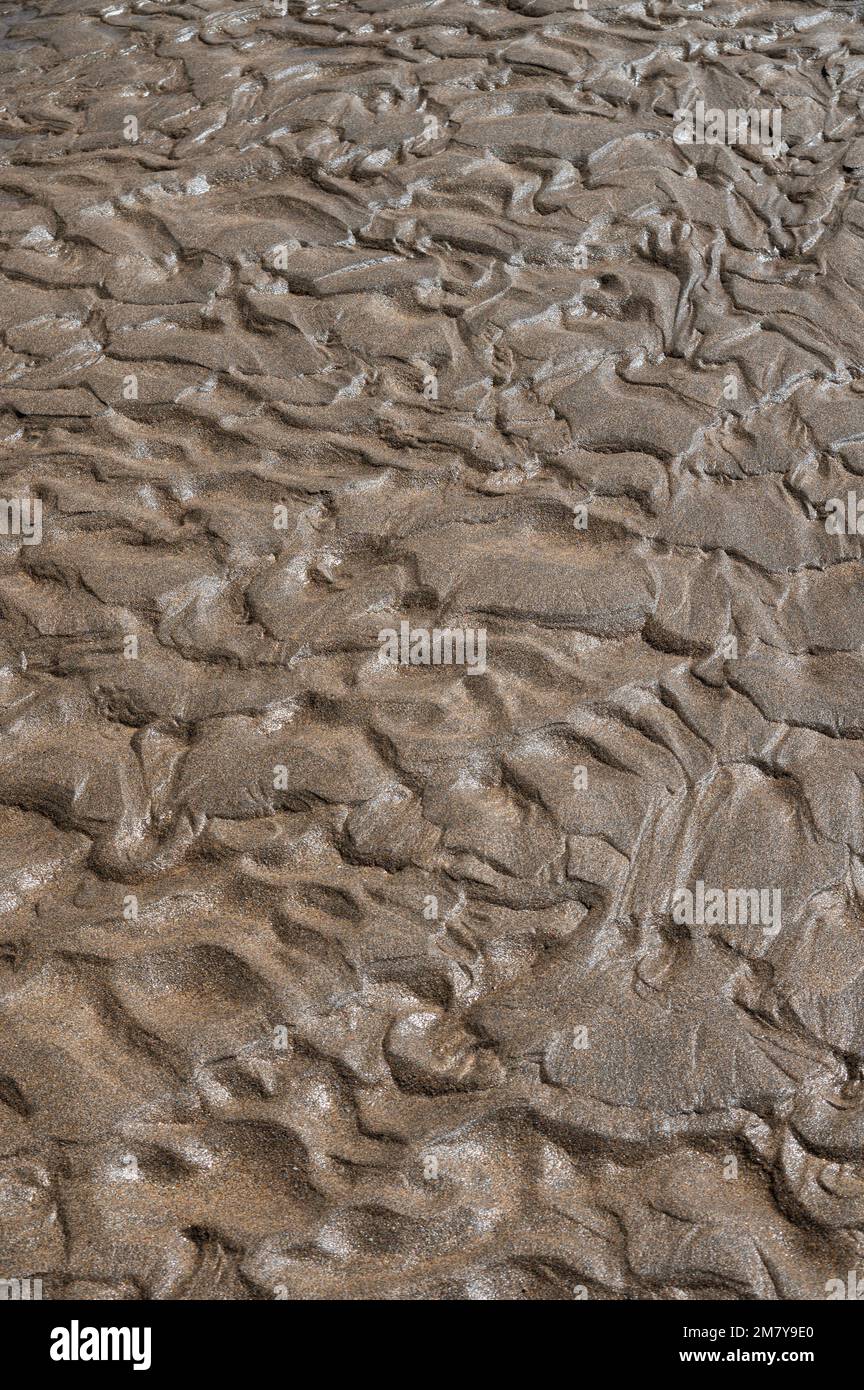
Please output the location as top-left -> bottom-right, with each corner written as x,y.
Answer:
2,1297 -> 853,1376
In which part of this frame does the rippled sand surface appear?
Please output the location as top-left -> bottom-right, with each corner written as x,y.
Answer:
2,0 -> 864,1300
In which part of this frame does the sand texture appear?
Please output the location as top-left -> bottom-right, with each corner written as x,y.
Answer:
1,0 -> 864,1301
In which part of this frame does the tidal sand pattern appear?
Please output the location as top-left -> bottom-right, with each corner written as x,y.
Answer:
1,0 -> 864,1302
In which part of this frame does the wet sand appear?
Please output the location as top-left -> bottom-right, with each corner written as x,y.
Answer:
1,0 -> 864,1300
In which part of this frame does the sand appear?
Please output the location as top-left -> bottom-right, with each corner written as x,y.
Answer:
1,0 -> 863,1301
